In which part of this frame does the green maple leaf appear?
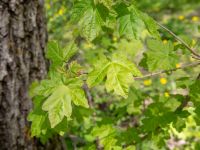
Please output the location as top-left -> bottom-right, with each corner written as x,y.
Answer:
72,0 -> 109,41
117,6 -> 143,39
67,78 -> 89,108
111,54 -> 142,76
41,77 -> 88,127
71,0 -> 93,23
142,116 -> 159,132
105,53 -> 141,97
125,87 -> 144,115
105,64 -> 133,98
80,8 -> 103,41
87,55 -> 111,87
28,96 -> 71,138
31,79 -> 62,97
29,70 -> 67,98
114,39 -> 143,58
116,5 -> 159,39
87,54 -> 141,98
92,125 -> 115,139
92,125 -> 118,150
139,12 -> 160,39
42,85 -> 72,128
71,88 -> 89,108
46,41 -> 77,66
144,39 -> 179,71
28,96 -> 49,137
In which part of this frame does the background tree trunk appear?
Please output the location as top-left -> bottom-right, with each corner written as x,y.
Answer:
0,0 -> 63,149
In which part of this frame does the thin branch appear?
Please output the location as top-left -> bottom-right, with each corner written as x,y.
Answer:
175,96 -> 190,112
197,73 -> 200,80
192,55 -> 200,60
134,61 -> 200,80
60,136 -> 68,150
156,22 -> 200,58
83,83 -> 93,108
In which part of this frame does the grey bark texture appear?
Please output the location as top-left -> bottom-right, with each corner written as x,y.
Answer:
0,0 -> 63,149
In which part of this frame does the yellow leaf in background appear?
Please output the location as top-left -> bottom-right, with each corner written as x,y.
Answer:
160,78 -> 167,85
164,92 -> 170,98
58,8 -> 64,16
112,36 -> 117,42
178,15 -> 185,20
176,63 -> 181,68
162,39 -> 168,44
192,39 -> 196,47
173,41 -> 179,46
143,79 -> 152,86
46,4 -> 50,9
84,43 -> 94,49
192,16 -> 199,22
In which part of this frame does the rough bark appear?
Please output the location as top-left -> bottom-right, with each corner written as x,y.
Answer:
0,0 -> 62,149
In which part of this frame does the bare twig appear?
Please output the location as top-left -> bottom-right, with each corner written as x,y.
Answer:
134,61 -> 200,80
60,136 -> 68,150
83,83 -> 93,108
156,22 -> 200,58
175,96 -> 190,112
192,55 -> 200,60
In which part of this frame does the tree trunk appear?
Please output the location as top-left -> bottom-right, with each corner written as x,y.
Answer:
0,0 -> 62,149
